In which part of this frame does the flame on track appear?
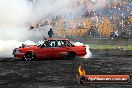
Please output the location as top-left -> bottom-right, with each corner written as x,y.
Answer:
78,66 -> 86,76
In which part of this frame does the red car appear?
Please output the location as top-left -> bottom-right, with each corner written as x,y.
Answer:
13,38 -> 87,60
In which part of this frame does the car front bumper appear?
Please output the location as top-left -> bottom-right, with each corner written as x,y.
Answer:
13,53 -> 25,59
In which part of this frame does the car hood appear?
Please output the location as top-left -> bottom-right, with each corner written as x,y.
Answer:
18,45 -> 38,49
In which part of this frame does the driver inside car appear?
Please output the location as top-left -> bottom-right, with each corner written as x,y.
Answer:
44,41 -> 51,47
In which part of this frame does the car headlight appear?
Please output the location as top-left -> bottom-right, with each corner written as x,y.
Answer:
16,50 -> 21,54
13,49 -> 21,54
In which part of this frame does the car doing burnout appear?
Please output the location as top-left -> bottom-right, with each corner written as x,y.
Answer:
13,38 -> 87,60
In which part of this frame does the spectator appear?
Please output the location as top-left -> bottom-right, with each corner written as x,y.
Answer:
48,28 -> 54,37
44,41 -> 51,47
114,30 -> 118,37
110,30 -> 118,39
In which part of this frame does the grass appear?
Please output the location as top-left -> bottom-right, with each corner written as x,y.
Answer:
88,44 -> 132,50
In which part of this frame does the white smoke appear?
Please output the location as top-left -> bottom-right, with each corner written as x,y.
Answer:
0,0 -> 34,57
74,42 -> 92,59
0,0 -> 32,26
33,0 -> 110,19
31,0 -> 77,21
88,0 -> 107,10
0,40 -> 35,58
0,0 -> 33,40
82,45 -> 92,59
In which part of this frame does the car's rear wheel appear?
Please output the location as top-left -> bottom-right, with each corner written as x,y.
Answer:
24,52 -> 35,61
66,52 -> 76,60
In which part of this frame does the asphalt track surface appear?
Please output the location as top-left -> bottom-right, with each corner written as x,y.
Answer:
0,56 -> 132,88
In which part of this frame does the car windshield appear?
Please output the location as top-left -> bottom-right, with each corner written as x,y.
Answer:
36,40 -> 45,46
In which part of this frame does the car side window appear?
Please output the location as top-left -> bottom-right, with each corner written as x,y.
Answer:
50,41 -> 56,47
61,40 -> 67,46
57,41 -> 62,47
40,40 -> 74,48
56,40 -> 69,47
66,40 -> 73,46
41,41 -> 52,47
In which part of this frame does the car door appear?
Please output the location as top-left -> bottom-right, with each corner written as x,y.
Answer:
53,40 -> 69,58
36,40 -> 54,59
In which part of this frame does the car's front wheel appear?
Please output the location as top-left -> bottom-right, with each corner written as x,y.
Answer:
24,52 -> 35,61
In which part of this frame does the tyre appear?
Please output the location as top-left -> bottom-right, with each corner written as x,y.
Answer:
67,52 -> 76,60
24,52 -> 35,61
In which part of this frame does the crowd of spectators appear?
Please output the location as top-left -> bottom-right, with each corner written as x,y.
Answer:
30,0 -> 132,38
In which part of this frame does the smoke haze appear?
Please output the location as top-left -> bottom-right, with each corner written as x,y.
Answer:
0,0 -> 33,57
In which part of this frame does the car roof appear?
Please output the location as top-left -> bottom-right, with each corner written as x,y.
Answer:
47,38 -> 68,41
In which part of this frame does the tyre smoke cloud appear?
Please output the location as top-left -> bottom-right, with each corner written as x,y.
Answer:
0,40 -> 35,57
74,42 -> 92,59
0,0 -> 33,40
0,0 -> 34,57
32,0 -> 110,21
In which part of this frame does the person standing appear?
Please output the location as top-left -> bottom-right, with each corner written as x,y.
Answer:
48,28 -> 54,38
